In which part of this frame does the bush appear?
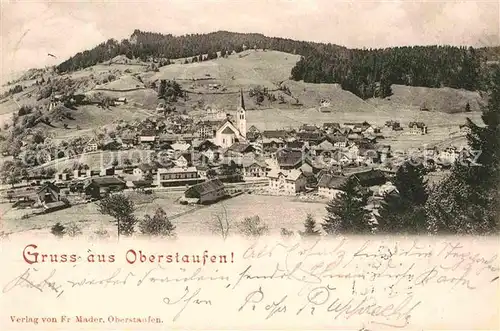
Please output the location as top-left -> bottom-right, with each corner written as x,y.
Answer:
50,222 -> 66,237
66,223 -> 83,237
139,208 -> 176,237
236,216 -> 269,237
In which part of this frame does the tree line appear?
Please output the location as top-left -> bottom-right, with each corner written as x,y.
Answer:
55,30 -> 497,99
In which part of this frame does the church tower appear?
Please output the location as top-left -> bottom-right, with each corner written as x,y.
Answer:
236,88 -> 247,139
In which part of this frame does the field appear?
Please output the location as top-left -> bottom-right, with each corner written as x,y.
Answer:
0,193 -> 328,238
370,84 -> 485,113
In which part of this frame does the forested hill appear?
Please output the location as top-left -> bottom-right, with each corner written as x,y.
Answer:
56,30 -> 348,72
56,30 -> 498,99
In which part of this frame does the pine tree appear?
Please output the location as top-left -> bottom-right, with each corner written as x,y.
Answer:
322,177 -> 372,235
300,214 -> 321,237
425,65 -> 500,234
465,102 -> 471,112
376,162 -> 428,234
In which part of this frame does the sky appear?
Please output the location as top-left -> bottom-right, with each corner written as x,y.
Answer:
1,0 -> 499,83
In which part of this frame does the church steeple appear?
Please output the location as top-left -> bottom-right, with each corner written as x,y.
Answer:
239,88 -> 245,110
236,88 -> 247,140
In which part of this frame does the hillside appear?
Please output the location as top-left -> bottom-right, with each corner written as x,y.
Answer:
368,84 -> 485,113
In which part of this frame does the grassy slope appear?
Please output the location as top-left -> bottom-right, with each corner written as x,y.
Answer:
369,84 -> 485,113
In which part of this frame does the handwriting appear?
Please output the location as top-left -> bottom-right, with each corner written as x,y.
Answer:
297,285 -> 421,328
3,268 -> 64,298
163,286 -> 212,322
67,268 -> 134,288
238,286 -> 288,320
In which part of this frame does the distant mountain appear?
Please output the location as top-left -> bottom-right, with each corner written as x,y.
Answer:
55,30 -> 500,100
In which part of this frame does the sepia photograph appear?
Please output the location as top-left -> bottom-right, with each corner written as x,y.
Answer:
0,0 -> 499,330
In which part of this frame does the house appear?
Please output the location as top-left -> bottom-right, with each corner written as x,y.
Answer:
299,124 -> 319,132
156,166 -> 203,187
139,130 -> 157,146
262,138 -> 285,152
54,172 -> 72,183
323,122 -> 341,134
262,130 -> 288,140
350,169 -> 387,188
226,142 -> 256,156
242,157 -> 269,177
276,148 -> 306,170
196,120 -> 223,138
182,179 -> 227,204
363,125 -> 380,135
214,90 -> 247,148
84,138 -> 98,153
459,124 -> 471,134
73,169 -> 91,179
317,174 -> 348,199
133,164 -> 157,180
311,140 -> 336,156
115,97 -> 127,105
296,131 -> 324,145
408,122 -> 428,135
267,169 -> 307,195
377,181 -> 398,197
84,177 -> 127,199
36,182 -> 61,204
120,132 -> 137,148
344,122 -> 370,130
193,139 -> 219,152
439,147 -> 459,165
100,166 -> 116,177
326,135 -> 349,148
174,153 -> 193,167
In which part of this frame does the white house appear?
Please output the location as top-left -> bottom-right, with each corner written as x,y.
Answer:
377,181 -> 397,197
408,122 -> 428,135
439,147 -> 459,165
267,169 -> 307,195
84,138 -> 98,153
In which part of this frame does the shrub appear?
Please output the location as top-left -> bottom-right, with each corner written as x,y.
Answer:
236,215 -> 269,237
50,222 -> 66,237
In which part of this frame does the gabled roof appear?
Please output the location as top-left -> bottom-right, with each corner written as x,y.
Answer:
317,174 -> 348,189
158,166 -> 197,174
262,130 -> 288,139
409,122 -> 427,128
296,131 -> 324,141
267,169 -> 303,181
228,142 -> 254,154
276,149 -> 304,167
286,140 -> 307,149
323,122 -> 341,129
36,182 -> 60,195
185,179 -> 225,197
217,119 -> 240,135
350,169 -> 386,187
88,176 -> 126,186
171,142 -> 191,151
137,163 -> 156,173
313,140 -> 335,151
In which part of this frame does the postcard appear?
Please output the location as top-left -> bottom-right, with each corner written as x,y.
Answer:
1,0 -> 499,330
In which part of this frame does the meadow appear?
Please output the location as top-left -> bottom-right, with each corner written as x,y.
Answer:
0,193 -> 327,238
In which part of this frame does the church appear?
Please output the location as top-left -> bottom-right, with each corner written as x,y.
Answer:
214,89 -> 247,148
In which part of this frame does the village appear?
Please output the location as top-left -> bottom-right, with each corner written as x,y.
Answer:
0,89 -> 473,226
